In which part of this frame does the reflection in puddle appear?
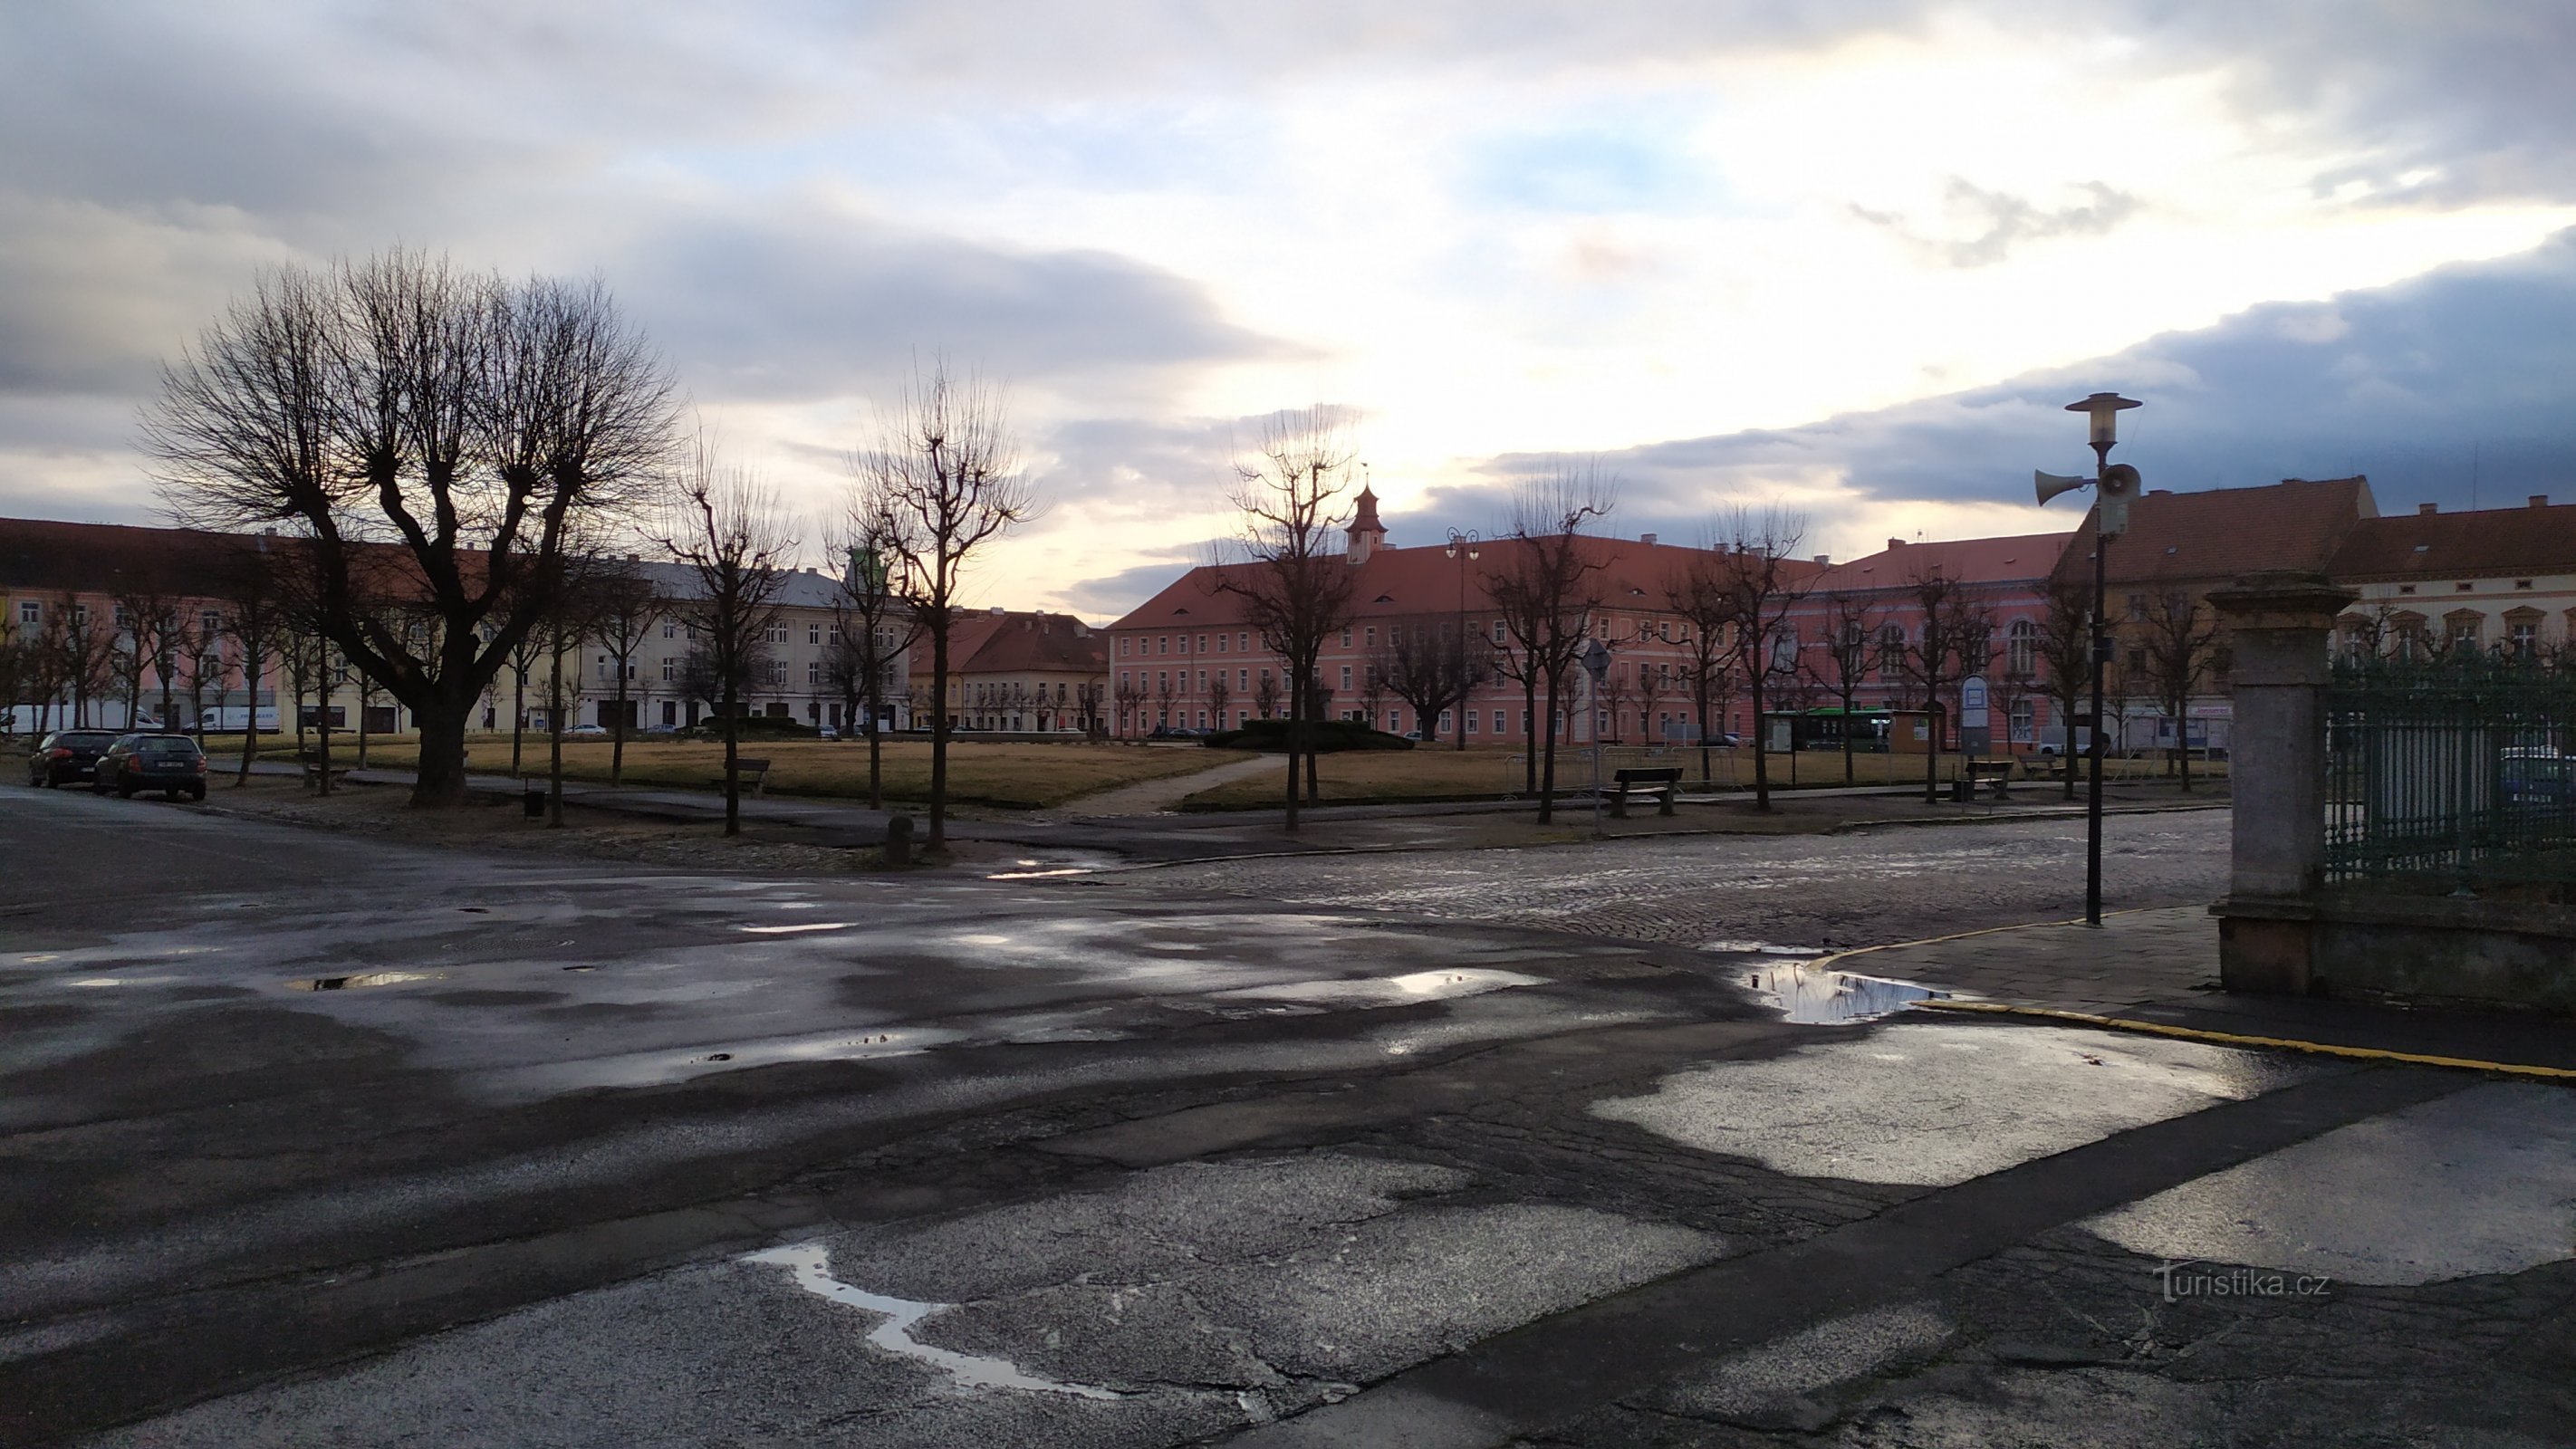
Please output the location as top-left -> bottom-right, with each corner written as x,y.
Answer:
292,971 -> 440,992
1214,967 -> 1545,1008
1699,940 -> 1820,956
986,868 -> 1092,879
1739,964 -> 1945,1023
736,922 -> 854,936
745,1243 -> 1118,1399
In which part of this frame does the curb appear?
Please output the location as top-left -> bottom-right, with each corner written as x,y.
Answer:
1917,999 -> 2576,1084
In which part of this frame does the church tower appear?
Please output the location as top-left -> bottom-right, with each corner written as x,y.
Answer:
1345,485 -> 1387,564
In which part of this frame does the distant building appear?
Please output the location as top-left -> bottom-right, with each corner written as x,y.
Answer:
2330,494 -> 2576,660
913,609 -> 1108,734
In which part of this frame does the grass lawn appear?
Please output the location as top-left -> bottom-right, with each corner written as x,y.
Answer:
1180,743 -> 2226,809
198,733 -> 1255,811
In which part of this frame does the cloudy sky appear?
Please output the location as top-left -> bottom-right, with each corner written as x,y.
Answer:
7,4 -> 2576,618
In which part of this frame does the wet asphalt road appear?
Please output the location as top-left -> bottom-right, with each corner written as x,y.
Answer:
5,786 -> 2573,1447
1104,809 -> 2235,952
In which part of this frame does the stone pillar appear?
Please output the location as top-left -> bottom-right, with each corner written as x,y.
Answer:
2206,571 -> 2355,994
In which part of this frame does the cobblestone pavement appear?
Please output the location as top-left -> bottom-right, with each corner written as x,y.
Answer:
1100,811 -> 2230,954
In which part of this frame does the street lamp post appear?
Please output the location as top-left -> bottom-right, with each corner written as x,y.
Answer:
1578,636 -> 1613,831
2036,392 -> 2143,927
1444,528 -> 1482,750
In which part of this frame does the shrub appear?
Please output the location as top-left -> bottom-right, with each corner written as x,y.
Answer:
1206,718 -> 1414,753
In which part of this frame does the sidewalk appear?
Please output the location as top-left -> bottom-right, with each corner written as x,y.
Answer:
1832,906 -> 2576,1079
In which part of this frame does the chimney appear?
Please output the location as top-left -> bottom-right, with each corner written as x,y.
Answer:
2417,503 -> 2437,515
2533,495 -> 2550,509
1887,538 -> 1905,551
989,605 -> 1005,617
1639,533 -> 1657,546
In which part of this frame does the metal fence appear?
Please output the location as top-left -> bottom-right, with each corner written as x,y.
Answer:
2325,653 -> 2576,887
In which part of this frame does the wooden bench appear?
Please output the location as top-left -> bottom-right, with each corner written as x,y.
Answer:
1607,765 -> 1683,818
1959,757 -> 2015,800
711,757 -> 772,798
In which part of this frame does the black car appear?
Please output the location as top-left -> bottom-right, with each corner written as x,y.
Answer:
89,734 -> 208,801
26,730 -> 120,787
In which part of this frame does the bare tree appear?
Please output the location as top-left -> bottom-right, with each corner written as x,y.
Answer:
1378,621 -> 1484,750
822,504 -> 920,808
1208,407 -> 1361,832
1112,674 -> 1146,739
1206,667 -> 1235,734
1486,463 -> 1615,822
2031,580 -> 2094,800
1800,593 -> 1873,785
2134,589 -> 2221,792
655,440 -> 800,837
858,362 -> 1037,851
1074,679 -> 1107,738
1896,571 -> 1995,803
1252,668 -> 1283,721
1663,567 -> 1739,783
583,562 -> 664,785
1630,648 -> 1670,744
505,629 -> 542,774
1699,507 -> 1812,811
146,250 -> 677,808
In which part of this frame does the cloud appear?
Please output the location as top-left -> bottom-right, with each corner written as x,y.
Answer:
616,206 -> 1290,407
1854,179 -> 2141,268
1420,227 -> 2576,552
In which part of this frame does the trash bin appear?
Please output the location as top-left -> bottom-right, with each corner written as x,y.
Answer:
523,785 -> 545,819
1949,778 -> 1972,803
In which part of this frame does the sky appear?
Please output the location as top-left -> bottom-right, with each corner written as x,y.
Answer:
6,3 -> 2576,620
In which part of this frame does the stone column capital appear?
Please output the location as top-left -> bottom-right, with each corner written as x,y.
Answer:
2206,571 -> 2358,633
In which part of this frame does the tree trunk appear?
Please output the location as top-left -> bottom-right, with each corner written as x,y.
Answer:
610,670 -> 630,785
721,674 -> 742,838
408,691 -> 476,807
235,653 -> 261,787
1750,675 -> 1772,811
1922,702 -> 1943,804
867,715 -> 884,811
1535,673 -> 1560,825
1281,670 -> 1302,833
1521,677 -> 1540,795
928,628 -> 950,851
511,667 -> 526,775
547,633 -> 567,828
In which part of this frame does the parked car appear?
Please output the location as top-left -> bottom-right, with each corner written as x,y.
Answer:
89,734 -> 208,801
26,730 -> 120,787
566,724 -> 609,738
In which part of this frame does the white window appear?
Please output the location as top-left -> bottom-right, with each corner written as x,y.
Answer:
809,623 -> 822,645
2010,698 -> 2035,744
1492,619 -> 1506,644
1339,665 -> 1351,690
1466,710 -> 1478,734
662,620 -> 678,639
1339,627 -> 1352,648
828,624 -> 842,645
767,659 -> 788,685
1492,711 -> 1504,734
1237,631 -> 1249,651
1438,709 -> 1453,734
661,657 -> 676,681
808,659 -> 822,685
1237,668 -> 1249,690
18,600 -> 38,626
2007,619 -> 2037,677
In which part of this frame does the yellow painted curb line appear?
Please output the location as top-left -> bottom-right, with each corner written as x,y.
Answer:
1918,999 -> 2576,1083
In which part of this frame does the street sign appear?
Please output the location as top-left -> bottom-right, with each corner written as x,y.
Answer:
1961,676 -> 1988,715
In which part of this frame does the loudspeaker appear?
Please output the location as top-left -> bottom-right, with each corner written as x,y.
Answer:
2034,470 -> 2088,505
2100,463 -> 2141,497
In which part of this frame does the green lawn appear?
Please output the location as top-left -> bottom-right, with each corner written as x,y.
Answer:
202,733 -> 1254,811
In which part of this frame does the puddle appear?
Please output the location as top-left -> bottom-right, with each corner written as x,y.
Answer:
1212,968 -> 1545,1008
735,922 -> 854,936
493,1026 -> 961,1093
292,971 -> 440,992
1737,964 -> 1946,1023
1698,940 -> 1821,956
745,1243 -> 1118,1399
985,867 -> 1094,879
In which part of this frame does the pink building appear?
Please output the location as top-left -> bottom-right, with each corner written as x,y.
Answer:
1106,489 -> 1831,744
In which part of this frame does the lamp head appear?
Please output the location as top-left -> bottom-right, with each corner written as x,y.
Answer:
2065,391 -> 2143,450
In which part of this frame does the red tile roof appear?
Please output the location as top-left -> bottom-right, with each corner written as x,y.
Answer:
2330,499 -> 2576,581
1809,532 -> 2073,593
1111,535 -> 1829,630
960,612 -> 1108,675
2052,476 -> 2378,590
0,517 -> 251,597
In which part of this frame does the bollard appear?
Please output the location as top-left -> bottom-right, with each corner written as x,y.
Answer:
885,814 -> 915,868
523,785 -> 545,820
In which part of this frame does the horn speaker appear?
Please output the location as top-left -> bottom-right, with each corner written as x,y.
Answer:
2033,470 -> 2088,505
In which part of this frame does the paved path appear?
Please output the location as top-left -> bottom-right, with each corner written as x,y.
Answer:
1039,751 -> 1281,817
